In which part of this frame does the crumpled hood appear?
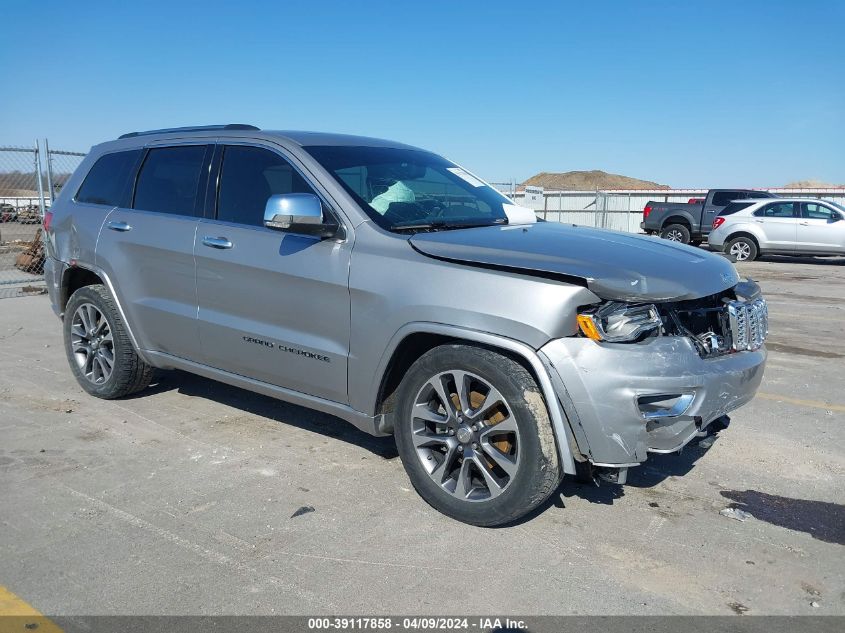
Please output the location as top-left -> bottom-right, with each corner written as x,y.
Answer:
409,222 -> 740,302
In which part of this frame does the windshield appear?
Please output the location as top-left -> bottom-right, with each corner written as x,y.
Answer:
304,145 -> 512,231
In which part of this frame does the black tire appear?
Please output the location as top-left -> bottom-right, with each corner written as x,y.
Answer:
63,284 -> 153,399
660,223 -> 691,244
394,344 -> 562,526
725,236 -> 758,262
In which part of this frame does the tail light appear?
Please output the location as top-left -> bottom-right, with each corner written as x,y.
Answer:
643,205 -> 652,219
712,216 -> 725,230
43,210 -> 53,232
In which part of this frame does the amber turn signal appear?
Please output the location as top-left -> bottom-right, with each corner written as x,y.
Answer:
577,314 -> 603,341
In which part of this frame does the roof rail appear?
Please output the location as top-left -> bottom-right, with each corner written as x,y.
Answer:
118,124 -> 259,139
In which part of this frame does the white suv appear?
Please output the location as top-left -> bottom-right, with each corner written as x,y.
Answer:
709,198 -> 845,261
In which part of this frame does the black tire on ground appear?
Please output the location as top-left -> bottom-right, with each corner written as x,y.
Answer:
63,284 -> 154,399
689,239 -> 702,247
660,223 -> 691,244
394,344 -> 562,527
725,236 -> 758,262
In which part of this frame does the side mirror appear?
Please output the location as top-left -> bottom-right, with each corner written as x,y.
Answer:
263,193 -> 339,238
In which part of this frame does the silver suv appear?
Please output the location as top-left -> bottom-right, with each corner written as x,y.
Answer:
44,125 -> 768,526
709,198 -> 845,261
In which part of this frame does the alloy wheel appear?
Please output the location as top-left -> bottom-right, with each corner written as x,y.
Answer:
411,370 -> 520,501
70,303 -> 115,384
666,229 -> 684,242
729,241 -> 752,261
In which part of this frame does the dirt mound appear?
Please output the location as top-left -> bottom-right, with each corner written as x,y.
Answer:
523,170 -> 669,190
783,179 -> 843,188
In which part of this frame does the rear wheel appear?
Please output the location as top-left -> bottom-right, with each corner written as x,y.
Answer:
660,224 -> 691,244
394,345 -> 561,526
726,236 -> 758,262
63,284 -> 154,399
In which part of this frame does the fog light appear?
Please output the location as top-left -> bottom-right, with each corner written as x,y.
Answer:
638,393 -> 695,419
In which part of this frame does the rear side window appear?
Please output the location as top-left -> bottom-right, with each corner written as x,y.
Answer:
754,202 -> 796,218
216,146 -> 317,226
133,146 -> 209,216
719,202 -> 753,216
75,150 -> 141,206
711,191 -> 744,206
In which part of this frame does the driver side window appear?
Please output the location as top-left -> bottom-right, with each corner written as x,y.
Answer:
217,146 -> 317,227
801,202 -> 840,221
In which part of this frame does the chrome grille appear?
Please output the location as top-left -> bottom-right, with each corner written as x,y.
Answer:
726,299 -> 768,351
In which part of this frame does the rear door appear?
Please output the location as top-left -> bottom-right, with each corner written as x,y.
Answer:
70,149 -> 142,271
96,143 -> 211,359
752,201 -> 799,252
194,142 -> 351,404
796,202 -> 845,254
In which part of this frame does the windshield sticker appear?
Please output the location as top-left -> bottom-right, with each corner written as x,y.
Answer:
447,167 -> 486,188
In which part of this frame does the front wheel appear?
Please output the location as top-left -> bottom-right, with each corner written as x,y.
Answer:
394,345 -> 561,526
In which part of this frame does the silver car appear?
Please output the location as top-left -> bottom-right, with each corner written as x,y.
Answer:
43,125 -> 767,526
709,197 -> 845,261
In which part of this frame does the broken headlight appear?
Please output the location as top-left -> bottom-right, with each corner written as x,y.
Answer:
577,302 -> 662,343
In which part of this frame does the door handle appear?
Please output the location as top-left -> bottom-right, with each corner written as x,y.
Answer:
202,236 -> 233,249
106,220 -> 132,232
755,219 -> 764,223
799,221 -> 809,226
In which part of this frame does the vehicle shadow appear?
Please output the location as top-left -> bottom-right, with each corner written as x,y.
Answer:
125,369 -> 399,460
719,489 -> 845,545
516,436 -> 717,523
700,244 -> 845,265
752,254 -> 845,265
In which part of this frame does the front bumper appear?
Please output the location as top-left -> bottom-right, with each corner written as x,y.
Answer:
540,336 -> 766,466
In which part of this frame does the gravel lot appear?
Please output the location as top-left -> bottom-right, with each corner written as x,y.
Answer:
0,255 -> 843,616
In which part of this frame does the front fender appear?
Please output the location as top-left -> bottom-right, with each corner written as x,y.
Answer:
368,322 -> 578,475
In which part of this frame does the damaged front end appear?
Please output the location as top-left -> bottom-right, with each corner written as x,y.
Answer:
540,278 -> 768,482
575,280 -> 768,359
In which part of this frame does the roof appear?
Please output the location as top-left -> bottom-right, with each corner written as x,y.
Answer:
107,125 -> 421,151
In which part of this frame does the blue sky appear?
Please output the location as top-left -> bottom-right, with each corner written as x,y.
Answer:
2,0 -> 843,187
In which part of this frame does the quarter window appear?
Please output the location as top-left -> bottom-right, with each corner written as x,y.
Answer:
75,150 -> 142,207
719,202 -> 753,216
754,202 -> 796,218
801,202 -> 839,221
217,146 -> 317,227
133,146 -> 209,216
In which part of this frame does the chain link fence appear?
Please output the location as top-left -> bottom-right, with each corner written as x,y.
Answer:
0,143 -> 85,297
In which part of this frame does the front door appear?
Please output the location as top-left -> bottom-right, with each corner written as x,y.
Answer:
796,202 -> 845,254
194,144 -> 351,404
96,144 -> 210,359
